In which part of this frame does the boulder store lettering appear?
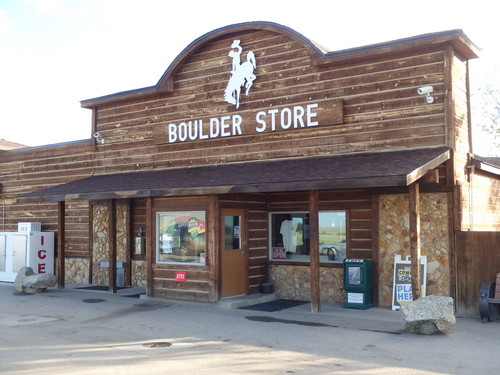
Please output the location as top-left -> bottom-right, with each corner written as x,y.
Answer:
154,40 -> 343,144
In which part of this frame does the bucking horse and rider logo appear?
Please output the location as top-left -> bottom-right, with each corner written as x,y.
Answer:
224,40 -> 257,109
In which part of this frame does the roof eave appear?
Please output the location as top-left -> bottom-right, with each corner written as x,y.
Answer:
406,149 -> 451,185
471,158 -> 500,176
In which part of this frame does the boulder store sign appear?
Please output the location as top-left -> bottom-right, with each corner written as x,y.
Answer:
154,39 -> 343,144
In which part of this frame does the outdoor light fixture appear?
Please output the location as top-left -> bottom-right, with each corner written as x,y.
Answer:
417,86 -> 434,104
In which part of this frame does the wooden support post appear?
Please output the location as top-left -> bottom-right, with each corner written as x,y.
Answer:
145,197 -> 154,296
409,182 -> 422,300
109,199 -> 117,294
124,199 -> 132,287
309,190 -> 321,313
208,195 -> 219,302
57,201 -> 65,289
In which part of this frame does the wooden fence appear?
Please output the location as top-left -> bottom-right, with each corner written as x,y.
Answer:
456,231 -> 500,316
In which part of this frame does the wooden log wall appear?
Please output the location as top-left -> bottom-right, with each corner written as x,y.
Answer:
445,50 -> 476,231
91,29 -> 451,176
462,170 -> 500,231
0,141 -> 93,258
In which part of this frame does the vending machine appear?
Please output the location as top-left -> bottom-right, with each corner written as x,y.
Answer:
0,223 -> 54,282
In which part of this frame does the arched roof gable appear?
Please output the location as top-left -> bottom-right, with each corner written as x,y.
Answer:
81,22 -> 478,108
81,22 -> 328,107
155,21 -> 327,93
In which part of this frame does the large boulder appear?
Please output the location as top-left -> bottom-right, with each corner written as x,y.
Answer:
14,266 -> 35,292
14,266 -> 57,294
401,295 -> 456,335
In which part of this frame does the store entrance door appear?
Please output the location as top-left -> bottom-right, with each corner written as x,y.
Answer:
221,208 -> 247,298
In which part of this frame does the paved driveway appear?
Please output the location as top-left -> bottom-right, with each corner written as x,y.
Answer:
0,283 -> 498,374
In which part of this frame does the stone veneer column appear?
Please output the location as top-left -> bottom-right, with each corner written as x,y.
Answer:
65,257 -> 90,284
115,200 -> 128,264
92,200 -> 131,286
378,193 -> 450,307
92,203 -> 110,285
132,260 -> 147,287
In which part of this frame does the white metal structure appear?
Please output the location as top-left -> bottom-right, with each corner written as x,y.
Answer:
0,229 -> 54,282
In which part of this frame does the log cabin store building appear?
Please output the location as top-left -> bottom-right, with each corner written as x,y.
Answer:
2,22 -> 499,312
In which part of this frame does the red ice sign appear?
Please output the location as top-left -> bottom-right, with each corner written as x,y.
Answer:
175,271 -> 187,282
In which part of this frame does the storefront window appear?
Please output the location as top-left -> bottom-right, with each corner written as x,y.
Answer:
157,211 -> 206,265
318,211 -> 347,262
269,212 -> 308,261
269,211 -> 346,263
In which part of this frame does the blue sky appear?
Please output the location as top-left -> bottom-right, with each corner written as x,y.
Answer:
1,0 -> 498,153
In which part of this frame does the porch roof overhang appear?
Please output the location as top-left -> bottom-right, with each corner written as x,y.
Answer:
471,155 -> 500,176
19,147 -> 451,202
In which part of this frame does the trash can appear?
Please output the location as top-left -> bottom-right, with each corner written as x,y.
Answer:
343,259 -> 373,309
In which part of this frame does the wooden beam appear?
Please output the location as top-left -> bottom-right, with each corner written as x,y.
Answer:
371,194 -> 380,305
409,182 -> 422,300
124,199 -> 132,286
208,195 -> 219,302
57,201 -> 65,289
419,169 -> 440,184
145,197 -> 154,296
109,199 -> 117,293
309,190 -> 321,313
447,191 -> 457,307
406,151 -> 450,185
89,202 -> 94,284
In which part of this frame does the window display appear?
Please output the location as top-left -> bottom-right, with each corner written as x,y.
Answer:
157,211 -> 206,264
270,213 -> 307,261
269,211 -> 346,263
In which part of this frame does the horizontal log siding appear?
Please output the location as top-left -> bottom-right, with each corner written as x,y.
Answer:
462,172 -> 500,231
91,30 -> 448,175
0,142 -> 93,257
446,51 -> 478,231
151,267 -> 212,301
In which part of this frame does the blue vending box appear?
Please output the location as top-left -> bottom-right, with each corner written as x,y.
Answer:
343,259 -> 374,309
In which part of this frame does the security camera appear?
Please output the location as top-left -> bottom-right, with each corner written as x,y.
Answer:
417,86 -> 434,104
417,86 -> 433,95
93,132 -> 101,139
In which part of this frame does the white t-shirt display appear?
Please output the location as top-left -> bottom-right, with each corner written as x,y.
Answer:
280,219 -> 298,253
